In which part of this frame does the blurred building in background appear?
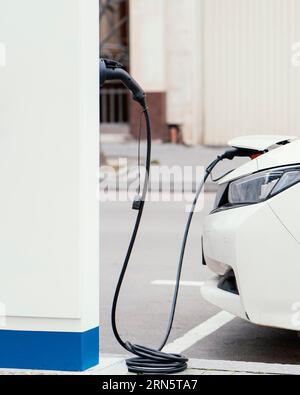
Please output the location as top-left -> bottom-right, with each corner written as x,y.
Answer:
100,0 -> 300,146
100,0 -> 130,137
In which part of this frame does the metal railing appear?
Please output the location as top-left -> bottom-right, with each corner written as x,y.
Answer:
100,87 -> 129,124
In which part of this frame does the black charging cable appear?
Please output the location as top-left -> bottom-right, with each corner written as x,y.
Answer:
111,133 -> 243,374
100,58 -> 253,374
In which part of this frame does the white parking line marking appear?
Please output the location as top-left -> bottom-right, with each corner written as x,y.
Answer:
163,311 -> 235,354
152,280 -> 205,287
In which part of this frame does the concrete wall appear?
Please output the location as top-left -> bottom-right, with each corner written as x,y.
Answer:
129,0 -> 168,140
165,0 -> 204,145
129,0 -> 300,145
203,0 -> 300,145
130,0 -> 166,92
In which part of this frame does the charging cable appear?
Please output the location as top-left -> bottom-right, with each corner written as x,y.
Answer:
100,58 -> 254,374
111,146 -> 245,374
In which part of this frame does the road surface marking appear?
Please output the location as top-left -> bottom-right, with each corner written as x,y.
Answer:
163,311 -> 235,354
152,280 -> 205,287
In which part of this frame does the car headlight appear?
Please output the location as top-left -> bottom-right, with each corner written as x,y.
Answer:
228,166 -> 300,205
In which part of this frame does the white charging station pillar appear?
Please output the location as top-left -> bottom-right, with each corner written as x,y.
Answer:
0,0 -> 99,371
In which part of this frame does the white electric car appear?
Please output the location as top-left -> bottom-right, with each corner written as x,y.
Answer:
201,135 -> 300,332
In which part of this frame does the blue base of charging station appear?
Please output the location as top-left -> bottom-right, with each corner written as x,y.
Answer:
0,327 -> 99,371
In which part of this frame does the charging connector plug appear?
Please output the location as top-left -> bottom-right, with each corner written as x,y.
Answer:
219,147 -> 261,161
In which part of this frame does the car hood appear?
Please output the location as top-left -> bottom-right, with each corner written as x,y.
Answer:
228,135 -> 297,151
219,137 -> 300,185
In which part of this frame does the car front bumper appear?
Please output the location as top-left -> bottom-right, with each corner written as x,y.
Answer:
201,200 -> 300,331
